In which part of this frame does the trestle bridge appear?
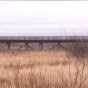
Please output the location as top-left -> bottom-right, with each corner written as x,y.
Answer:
0,36 -> 87,50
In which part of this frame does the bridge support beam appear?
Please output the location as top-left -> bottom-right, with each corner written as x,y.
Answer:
7,41 -> 11,50
25,41 -> 33,50
40,42 -> 43,50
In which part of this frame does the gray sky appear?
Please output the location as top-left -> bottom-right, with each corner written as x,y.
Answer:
0,1 -> 88,36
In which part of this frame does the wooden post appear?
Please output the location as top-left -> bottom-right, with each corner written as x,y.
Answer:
40,41 -> 43,50
7,41 -> 11,50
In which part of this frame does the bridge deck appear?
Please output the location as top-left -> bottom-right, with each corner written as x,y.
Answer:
0,36 -> 88,42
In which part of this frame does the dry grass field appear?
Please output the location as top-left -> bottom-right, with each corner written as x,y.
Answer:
0,43 -> 88,88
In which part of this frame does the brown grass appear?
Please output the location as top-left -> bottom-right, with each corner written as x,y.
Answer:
0,48 -> 88,88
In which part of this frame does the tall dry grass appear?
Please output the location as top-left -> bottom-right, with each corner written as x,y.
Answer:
0,62 -> 88,88
0,42 -> 88,88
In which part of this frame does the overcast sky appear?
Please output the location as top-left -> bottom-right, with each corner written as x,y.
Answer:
0,1 -> 88,36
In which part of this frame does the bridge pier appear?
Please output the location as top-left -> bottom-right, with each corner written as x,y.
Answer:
7,41 -> 11,50
40,42 -> 43,50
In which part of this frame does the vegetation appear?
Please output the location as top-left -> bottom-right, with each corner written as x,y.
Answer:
0,43 -> 88,88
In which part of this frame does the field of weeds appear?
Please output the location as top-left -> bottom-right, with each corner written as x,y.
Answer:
0,43 -> 88,88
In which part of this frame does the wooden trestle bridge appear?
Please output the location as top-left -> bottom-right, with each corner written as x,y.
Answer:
0,36 -> 87,50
